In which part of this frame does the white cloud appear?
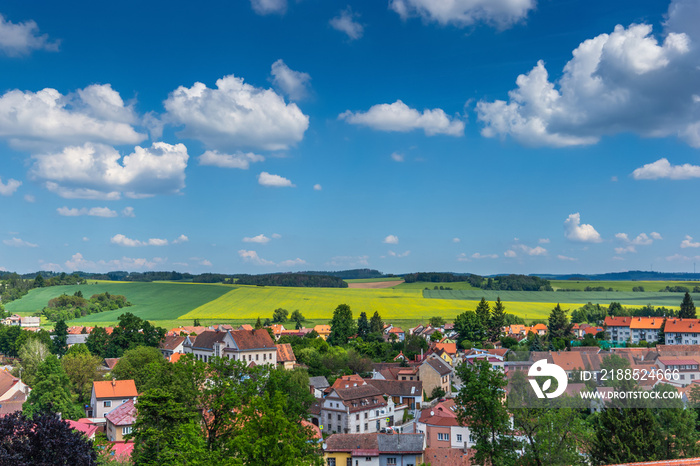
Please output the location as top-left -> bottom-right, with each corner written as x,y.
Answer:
504,250 -> 517,258
122,207 -> 135,217
3,237 -> 38,248
30,142 -> 189,199
477,10 -> 700,148
82,237 -> 89,242
632,158 -> 700,180
340,100 -> 464,136
200,259 -> 213,267
515,244 -> 548,256
271,233 -> 282,239
383,235 -> 399,244
564,213 -> 602,243
388,250 -> 410,258
250,0 -> 286,15
57,206 -> 118,217
173,234 -> 189,244
164,74 -> 309,151
557,254 -> 578,261
615,245 -> 637,254
0,13 -> 59,56
326,255 -> 370,267
391,152 -> 405,162
330,7 -> 364,40
538,238 -> 550,244
110,233 -> 187,247
681,235 -> 700,248
258,172 -> 295,187
471,252 -> 499,259
313,184 -> 323,191
651,232 -> 663,240
278,258 -> 307,267
270,59 -> 311,101
238,249 -> 275,266
24,194 -> 35,203
666,253 -> 700,262
457,253 -> 470,262
452,237 -> 461,243
243,234 -> 271,244
614,231 -> 659,253
64,252 -> 165,271
0,84 -> 144,149
0,177 -> 21,196
389,0 -> 535,29
199,150 -> 265,169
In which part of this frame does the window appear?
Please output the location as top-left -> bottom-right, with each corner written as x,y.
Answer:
387,458 -> 397,465
356,414 -> 359,421
438,433 -> 449,441
346,459 -> 351,466
103,401 -> 112,408
328,413 -> 332,420
327,459 -> 336,466
122,426 -> 132,436
263,353 -> 266,361
256,354 -> 259,361
356,425 -> 360,432
364,423 -> 368,431
457,434 -> 462,442
364,413 -> 368,419
337,414 -> 341,421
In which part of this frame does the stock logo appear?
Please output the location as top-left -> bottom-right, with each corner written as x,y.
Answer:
528,359 -> 567,399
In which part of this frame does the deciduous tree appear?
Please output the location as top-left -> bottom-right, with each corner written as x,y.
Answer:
328,304 -> 356,346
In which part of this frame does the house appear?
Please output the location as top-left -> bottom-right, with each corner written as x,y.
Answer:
309,376 -> 330,398
269,325 -> 285,340
182,329 -> 277,365
323,432 -> 425,466
239,324 -> 254,331
19,316 -> 40,328
314,325 -> 331,340
89,379 -> 138,418
388,327 -> 405,342
665,319 -> 700,345
105,399 -> 136,441
530,323 -> 547,335
365,379 -> 423,411
276,343 -> 296,370
317,383 -> 398,434
604,316 -> 632,343
159,335 -> 185,358
419,358 -> 452,398
0,370 -> 29,401
656,357 -> 700,386
67,419 -> 99,440
1,314 -> 21,326
416,399 -> 472,450
103,358 -> 120,372
0,391 -> 27,417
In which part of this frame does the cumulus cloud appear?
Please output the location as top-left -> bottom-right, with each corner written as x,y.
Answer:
387,250 -> 410,258
243,234 -> 271,244
278,258 -> 307,267
0,177 -> 21,196
471,252 -> 499,259
340,100 -> 464,136
238,249 -> 303,267
325,255 -> 370,267
270,59 -> 311,101
0,13 -> 59,56
383,235 -> 399,244
477,5 -> 700,148
452,237 -> 461,243
110,233 -> 187,247
538,238 -> 550,244
681,235 -> 700,248
666,253 -> 700,262
564,213 -> 602,243
391,152 -> 405,162
164,74 -> 309,151
199,150 -> 265,169
514,244 -> 548,256
313,184 -> 322,191
57,206 -> 118,217
504,250 -> 517,258
250,0 -> 286,15
258,172 -> 295,187
389,0 -> 535,29
614,231 -> 660,253
615,245 -> 637,254
64,252 -> 165,271
30,142 -> 189,199
632,158 -> 700,180
558,254 -> 578,261
271,233 -> 282,239
3,237 -> 38,248
122,207 -> 135,217
0,84 -> 144,149
24,194 -> 35,203
330,7 -> 364,40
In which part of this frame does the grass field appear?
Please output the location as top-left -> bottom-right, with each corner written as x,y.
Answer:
550,280 -> 700,292
424,289 -> 693,308
395,281 -> 481,290
4,282 -> 233,323
344,277 -> 404,283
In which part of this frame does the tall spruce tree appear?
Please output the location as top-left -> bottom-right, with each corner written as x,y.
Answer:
547,304 -> 573,341
52,319 -> 68,357
369,311 -> 383,334
488,297 -> 506,342
357,312 -> 370,340
475,298 -> 491,333
328,304 -> 356,346
680,292 -> 696,319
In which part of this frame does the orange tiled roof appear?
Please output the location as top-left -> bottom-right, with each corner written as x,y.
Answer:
531,323 -> 547,331
629,317 -> 664,330
276,343 -> 296,363
93,380 -> 138,399
389,327 -> 404,334
314,325 -> 331,334
434,342 -> 457,355
331,374 -> 365,390
665,318 -> 700,333
604,316 -> 632,327
239,324 -> 254,331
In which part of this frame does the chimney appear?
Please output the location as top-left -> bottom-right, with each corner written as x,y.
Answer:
112,377 -> 116,387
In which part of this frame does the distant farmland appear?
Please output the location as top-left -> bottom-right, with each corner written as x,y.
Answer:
549,280 -> 700,292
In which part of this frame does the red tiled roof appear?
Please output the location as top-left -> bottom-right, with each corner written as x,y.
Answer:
105,399 -> 136,426
107,441 -> 134,459
239,324 -> 254,331
230,329 -> 276,350
629,317 -> 664,330
665,319 -> 700,333
331,374 -> 365,390
93,380 -> 138,399
67,420 -> 98,438
169,353 -> 183,363
276,343 -> 296,363
434,342 -> 457,355
389,327 -> 404,334
159,335 -> 185,351
0,370 -> 21,398
658,357 -> 700,366
604,316 -> 632,327
104,358 -> 120,370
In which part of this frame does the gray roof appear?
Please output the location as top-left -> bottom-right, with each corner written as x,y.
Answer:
423,357 -> 452,376
377,433 -> 425,453
309,376 -> 329,389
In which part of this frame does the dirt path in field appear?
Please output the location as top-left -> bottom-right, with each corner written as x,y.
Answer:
348,280 -> 405,289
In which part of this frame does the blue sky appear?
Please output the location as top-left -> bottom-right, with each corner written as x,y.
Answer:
0,0 -> 699,275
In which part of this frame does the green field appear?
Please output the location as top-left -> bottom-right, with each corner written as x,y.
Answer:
424,289 -> 693,308
395,281 -> 481,290
4,282 -> 233,323
550,280 -> 700,292
344,277 -> 404,283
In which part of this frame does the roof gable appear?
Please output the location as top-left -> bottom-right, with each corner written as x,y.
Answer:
93,380 -> 138,399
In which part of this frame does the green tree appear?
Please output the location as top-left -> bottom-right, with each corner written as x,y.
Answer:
455,358 -> 519,466
328,304 -> 356,346
608,302 -> 625,316
475,298 -> 491,330
272,308 -> 289,323
488,297 -> 506,342
230,391 -> 323,466
357,312 -> 370,340
23,355 -> 83,420
17,338 -> 50,387
52,319 -> 69,356
255,317 -> 263,330
547,304 -> 573,341
193,318 -> 201,326
61,345 -> 103,403
290,310 -> 305,328
111,345 -> 169,391
454,310 -> 484,347
105,312 -> 166,358
34,273 -> 45,288
429,316 -> 446,328
369,311 -> 384,333
680,292 -> 696,319
85,326 -> 110,357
